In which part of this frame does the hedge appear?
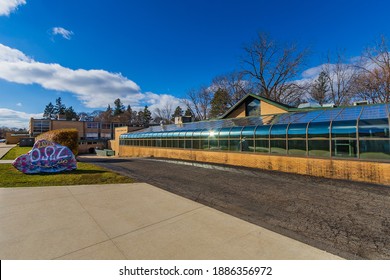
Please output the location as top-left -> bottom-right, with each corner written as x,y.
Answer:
36,128 -> 79,155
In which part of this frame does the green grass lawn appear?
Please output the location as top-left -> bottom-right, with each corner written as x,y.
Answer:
0,146 -> 135,187
0,162 -> 134,188
1,146 -> 31,160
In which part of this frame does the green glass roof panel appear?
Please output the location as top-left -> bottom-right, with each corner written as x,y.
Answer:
270,124 -> 288,137
219,127 -> 232,137
287,123 -> 307,137
359,104 -> 388,120
192,129 -> 204,137
229,126 -> 243,137
311,108 -> 342,122
241,126 -> 256,137
255,125 -> 271,136
334,106 -> 363,121
201,130 -> 211,136
292,110 -> 324,123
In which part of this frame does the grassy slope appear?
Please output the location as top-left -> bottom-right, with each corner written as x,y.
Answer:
1,146 -> 31,160
0,146 -> 134,187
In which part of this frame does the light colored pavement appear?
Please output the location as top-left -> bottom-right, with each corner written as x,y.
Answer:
0,183 -> 342,260
0,144 -> 16,160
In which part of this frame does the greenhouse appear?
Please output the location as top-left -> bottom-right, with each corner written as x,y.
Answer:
119,103 -> 390,161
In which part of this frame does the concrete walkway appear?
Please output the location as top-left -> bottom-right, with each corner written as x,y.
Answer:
0,144 -> 16,161
0,183 -> 342,260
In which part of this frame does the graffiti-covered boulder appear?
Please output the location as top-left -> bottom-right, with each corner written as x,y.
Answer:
12,139 -> 77,174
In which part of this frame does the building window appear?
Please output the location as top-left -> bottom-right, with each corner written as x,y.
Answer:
86,133 -> 98,139
87,122 -> 99,129
112,123 -> 126,128
101,133 -> 112,139
101,123 -> 111,129
246,99 -> 260,116
33,120 -> 50,135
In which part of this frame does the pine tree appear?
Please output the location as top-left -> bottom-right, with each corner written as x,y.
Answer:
54,97 -> 66,115
113,98 -> 125,116
64,106 -> 78,120
124,105 -> 133,123
172,106 -> 183,117
43,102 -> 55,118
143,106 -> 152,126
184,107 -> 194,117
209,88 -> 230,118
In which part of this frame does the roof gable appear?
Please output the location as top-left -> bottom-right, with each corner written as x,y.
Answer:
220,93 -> 293,119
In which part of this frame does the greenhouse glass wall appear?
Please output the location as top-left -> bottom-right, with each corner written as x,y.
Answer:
120,104 -> 390,161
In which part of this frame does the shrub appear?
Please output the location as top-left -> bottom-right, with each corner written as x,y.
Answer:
36,129 -> 79,155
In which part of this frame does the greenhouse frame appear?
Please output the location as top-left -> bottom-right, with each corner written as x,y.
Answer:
120,103 -> 390,161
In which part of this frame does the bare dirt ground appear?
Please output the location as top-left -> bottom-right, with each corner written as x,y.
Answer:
79,156 -> 390,259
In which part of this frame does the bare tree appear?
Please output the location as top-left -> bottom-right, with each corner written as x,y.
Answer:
154,103 -> 174,124
354,36 -> 390,103
241,32 -> 309,105
183,86 -> 212,120
322,51 -> 357,106
211,71 -> 253,106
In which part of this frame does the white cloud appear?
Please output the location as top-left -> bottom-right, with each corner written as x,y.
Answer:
301,65 -> 324,80
142,92 -> 187,114
16,102 -> 22,107
0,43 -> 142,108
0,43 -> 188,125
0,0 -> 26,16
0,43 -> 31,62
51,27 -> 74,40
0,108 -> 41,129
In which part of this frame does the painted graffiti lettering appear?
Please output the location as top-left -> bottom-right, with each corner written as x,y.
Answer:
35,140 -> 53,149
29,145 -> 70,162
13,139 -> 77,174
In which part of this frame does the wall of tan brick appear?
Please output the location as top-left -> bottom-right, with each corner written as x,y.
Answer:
119,146 -> 390,186
224,100 -> 288,118
51,121 -> 85,138
112,127 -> 130,156
225,103 -> 246,118
5,132 -> 30,144
261,102 -> 288,116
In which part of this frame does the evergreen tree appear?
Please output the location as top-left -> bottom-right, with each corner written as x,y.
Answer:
43,102 -> 55,118
184,107 -> 194,117
113,98 -> 125,116
64,106 -> 78,120
123,105 -> 133,123
54,97 -> 66,115
209,88 -> 230,118
143,106 -> 152,126
172,106 -> 183,120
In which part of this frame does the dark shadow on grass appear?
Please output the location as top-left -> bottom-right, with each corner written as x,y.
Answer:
77,157 -> 133,163
27,169 -> 106,175
69,169 -> 106,174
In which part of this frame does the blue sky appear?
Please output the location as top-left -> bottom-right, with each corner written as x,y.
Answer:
0,0 -> 389,128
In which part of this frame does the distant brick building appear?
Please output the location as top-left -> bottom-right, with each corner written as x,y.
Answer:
29,117 -> 142,153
